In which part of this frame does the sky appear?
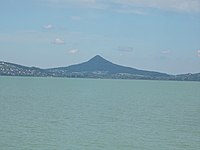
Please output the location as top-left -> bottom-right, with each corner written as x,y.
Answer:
0,0 -> 200,74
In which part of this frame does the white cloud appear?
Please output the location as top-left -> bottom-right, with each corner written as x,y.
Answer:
161,50 -> 170,54
43,24 -> 53,29
114,0 -> 200,13
68,49 -> 79,54
198,50 -> 200,57
114,8 -> 146,15
118,46 -> 134,52
44,0 -> 107,9
53,38 -> 65,44
43,0 -> 200,13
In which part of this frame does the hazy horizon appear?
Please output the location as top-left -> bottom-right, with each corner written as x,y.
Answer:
0,0 -> 200,74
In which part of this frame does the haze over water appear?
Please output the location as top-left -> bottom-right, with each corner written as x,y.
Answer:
0,77 -> 200,149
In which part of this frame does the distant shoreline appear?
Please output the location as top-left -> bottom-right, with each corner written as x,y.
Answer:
1,55 -> 200,81
1,75 -> 199,83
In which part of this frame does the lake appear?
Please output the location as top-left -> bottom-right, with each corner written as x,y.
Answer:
0,77 -> 199,150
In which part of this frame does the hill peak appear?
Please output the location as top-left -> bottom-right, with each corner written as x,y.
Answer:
94,55 -> 102,58
90,55 -> 104,60
88,55 -> 109,63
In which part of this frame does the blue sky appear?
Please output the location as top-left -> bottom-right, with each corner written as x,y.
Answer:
0,0 -> 200,74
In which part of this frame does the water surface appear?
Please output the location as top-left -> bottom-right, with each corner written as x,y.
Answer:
0,77 -> 200,150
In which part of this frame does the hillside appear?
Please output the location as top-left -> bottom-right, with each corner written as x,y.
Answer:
47,55 -> 171,79
0,55 -> 199,81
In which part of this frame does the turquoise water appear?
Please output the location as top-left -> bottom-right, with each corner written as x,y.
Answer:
0,77 -> 200,150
